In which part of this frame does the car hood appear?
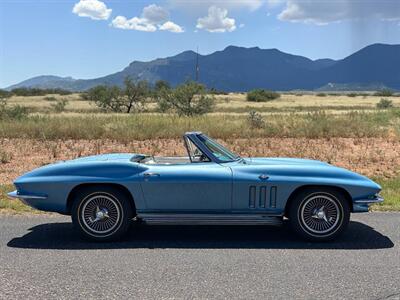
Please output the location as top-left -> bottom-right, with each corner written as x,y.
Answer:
238,157 -> 381,190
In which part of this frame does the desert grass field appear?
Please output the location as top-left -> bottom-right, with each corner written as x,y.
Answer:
7,92 -> 400,114
1,92 -> 400,212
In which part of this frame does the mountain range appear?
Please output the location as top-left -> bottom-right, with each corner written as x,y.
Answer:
6,43 -> 400,92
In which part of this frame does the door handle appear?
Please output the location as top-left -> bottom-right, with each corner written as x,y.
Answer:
259,174 -> 269,180
144,172 -> 160,177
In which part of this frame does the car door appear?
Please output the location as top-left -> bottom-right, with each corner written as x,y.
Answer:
140,162 -> 232,212
228,162 -> 280,213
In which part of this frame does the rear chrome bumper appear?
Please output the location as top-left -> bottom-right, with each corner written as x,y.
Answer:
353,194 -> 384,212
7,190 -> 47,200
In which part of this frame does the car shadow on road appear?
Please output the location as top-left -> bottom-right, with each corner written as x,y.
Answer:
7,220 -> 394,250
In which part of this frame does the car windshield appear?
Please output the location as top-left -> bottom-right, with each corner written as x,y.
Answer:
198,134 -> 240,162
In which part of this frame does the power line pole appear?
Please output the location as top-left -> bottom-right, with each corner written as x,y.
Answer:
195,46 -> 199,82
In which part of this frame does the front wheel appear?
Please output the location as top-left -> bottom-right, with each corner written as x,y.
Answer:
71,186 -> 133,242
288,188 -> 350,242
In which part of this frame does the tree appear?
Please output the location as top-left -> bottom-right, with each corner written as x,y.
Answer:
123,78 -> 149,113
87,78 -> 149,113
154,80 -> 170,92
157,81 -> 214,116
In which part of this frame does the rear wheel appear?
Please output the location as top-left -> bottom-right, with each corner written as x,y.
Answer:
288,188 -> 350,241
71,186 -> 133,242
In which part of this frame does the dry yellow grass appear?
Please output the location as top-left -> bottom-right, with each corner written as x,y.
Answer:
8,93 -> 97,113
214,93 -> 400,108
7,92 -> 400,116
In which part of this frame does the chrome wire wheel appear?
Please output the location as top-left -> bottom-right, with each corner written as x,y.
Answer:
299,194 -> 341,235
80,194 -> 122,235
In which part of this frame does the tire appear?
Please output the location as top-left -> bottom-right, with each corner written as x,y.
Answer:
71,186 -> 133,242
288,188 -> 350,242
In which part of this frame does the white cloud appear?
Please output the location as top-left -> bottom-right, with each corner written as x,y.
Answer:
159,21 -> 184,33
72,0 -> 112,20
169,0 -> 264,12
142,4 -> 169,24
196,6 -> 236,33
111,4 -> 184,33
111,16 -> 157,32
275,0 -> 400,25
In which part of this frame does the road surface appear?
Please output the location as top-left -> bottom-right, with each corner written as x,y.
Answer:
0,213 -> 399,299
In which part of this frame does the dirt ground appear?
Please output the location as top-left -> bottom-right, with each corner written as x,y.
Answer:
1,137 -> 399,185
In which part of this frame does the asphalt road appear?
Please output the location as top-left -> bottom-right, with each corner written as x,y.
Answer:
0,213 -> 399,300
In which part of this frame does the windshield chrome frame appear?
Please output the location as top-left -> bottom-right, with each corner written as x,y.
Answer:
184,132 -> 240,164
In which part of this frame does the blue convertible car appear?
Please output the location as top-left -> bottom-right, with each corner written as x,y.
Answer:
9,132 -> 383,242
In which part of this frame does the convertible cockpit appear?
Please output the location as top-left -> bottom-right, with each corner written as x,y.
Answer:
131,132 -> 240,165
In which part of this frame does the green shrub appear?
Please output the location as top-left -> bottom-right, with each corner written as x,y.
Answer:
316,93 -> 327,97
51,98 -> 69,112
374,89 -> 394,97
11,88 -> 71,96
247,111 -> 264,129
209,87 -> 228,95
80,93 -> 90,100
247,89 -> 280,102
0,100 -> 28,120
0,89 -> 12,99
376,98 -> 393,109
44,96 -> 57,101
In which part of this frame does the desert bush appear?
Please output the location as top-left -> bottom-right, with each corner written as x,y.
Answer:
79,92 -> 90,100
0,89 -> 11,99
87,78 -> 149,113
376,98 -> 393,109
44,96 -> 57,101
316,93 -> 327,97
51,98 -> 69,113
0,99 -> 28,120
11,88 -> 71,96
157,81 -> 214,116
374,89 -> 394,97
209,87 -> 228,95
347,93 -> 357,97
247,111 -> 265,129
247,89 -> 280,102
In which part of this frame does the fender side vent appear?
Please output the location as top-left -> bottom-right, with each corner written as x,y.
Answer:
249,186 -> 256,208
259,186 -> 267,208
270,186 -> 277,208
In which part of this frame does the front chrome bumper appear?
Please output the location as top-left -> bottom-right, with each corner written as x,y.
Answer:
354,195 -> 384,204
353,194 -> 384,212
7,190 -> 47,200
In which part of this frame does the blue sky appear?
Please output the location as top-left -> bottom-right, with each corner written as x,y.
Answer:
1,0 -> 399,88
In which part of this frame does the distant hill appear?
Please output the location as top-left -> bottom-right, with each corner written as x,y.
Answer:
6,43 -> 400,92
7,75 -> 77,90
